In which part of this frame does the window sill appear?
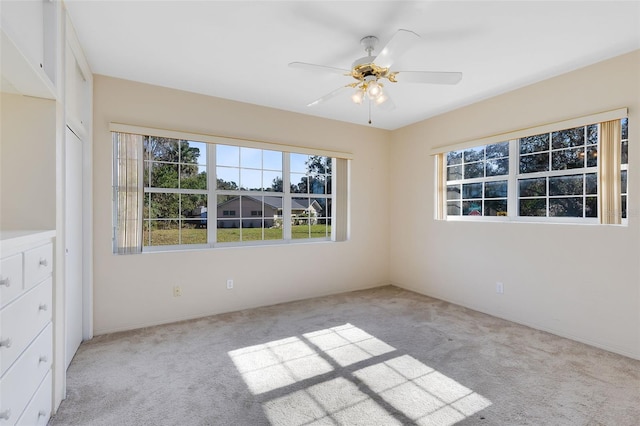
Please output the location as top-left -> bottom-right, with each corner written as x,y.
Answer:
442,216 -> 628,226
133,237 -> 335,254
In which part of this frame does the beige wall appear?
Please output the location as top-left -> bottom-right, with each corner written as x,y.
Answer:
93,51 -> 640,360
390,50 -> 640,359
92,76 -> 391,334
1,93 -> 57,230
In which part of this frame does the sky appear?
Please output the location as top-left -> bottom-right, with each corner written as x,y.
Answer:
187,142 -> 320,191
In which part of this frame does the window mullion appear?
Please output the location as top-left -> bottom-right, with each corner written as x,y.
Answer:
283,153 -> 292,240
208,144 -> 216,246
138,138 -> 145,249
508,139 -> 518,217
448,175 -> 507,185
144,187 -> 208,195
545,176 -> 550,217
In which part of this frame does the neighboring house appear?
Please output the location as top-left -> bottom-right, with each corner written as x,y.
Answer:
216,196 -> 278,228
190,196 -> 323,228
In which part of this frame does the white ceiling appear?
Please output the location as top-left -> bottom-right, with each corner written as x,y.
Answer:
65,1 -> 640,130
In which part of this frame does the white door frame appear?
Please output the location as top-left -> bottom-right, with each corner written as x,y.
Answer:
65,13 -> 93,342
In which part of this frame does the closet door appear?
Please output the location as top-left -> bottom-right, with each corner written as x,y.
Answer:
65,126 -> 83,369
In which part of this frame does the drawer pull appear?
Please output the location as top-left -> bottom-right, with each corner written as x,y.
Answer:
0,409 -> 10,420
39,303 -> 48,311
0,277 -> 9,287
39,258 -> 48,267
38,410 -> 47,418
39,355 -> 48,363
0,338 -> 11,348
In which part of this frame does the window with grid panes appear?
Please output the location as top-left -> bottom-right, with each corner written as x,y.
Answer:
215,144 -> 285,243
446,142 -> 509,217
290,153 -> 333,239
115,131 -> 337,251
442,118 -> 628,223
143,136 -> 208,246
518,125 -> 598,218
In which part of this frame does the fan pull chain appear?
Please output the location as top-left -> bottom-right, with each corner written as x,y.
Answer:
368,99 -> 372,125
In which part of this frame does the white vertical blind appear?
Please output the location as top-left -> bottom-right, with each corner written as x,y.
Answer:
114,132 -> 143,254
598,120 -> 622,224
333,158 -> 349,241
434,154 -> 446,220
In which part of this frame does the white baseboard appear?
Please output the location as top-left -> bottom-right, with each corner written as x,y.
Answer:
92,282 -> 390,336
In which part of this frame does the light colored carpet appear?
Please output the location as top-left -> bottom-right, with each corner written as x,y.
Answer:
50,286 -> 640,425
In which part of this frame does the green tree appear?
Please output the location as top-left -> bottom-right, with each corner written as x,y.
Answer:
290,156 -> 332,195
143,137 -> 206,223
306,155 -> 332,175
216,178 -> 238,190
216,179 -> 238,205
271,177 -> 284,192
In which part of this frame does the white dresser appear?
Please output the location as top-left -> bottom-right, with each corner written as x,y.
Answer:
0,230 -> 55,426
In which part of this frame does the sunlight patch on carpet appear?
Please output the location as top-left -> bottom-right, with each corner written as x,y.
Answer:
263,378 -> 401,426
303,324 -> 395,367
228,336 -> 333,394
354,355 -> 491,425
229,323 -> 491,425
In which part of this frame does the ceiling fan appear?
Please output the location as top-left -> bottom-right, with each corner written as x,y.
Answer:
290,29 -> 462,123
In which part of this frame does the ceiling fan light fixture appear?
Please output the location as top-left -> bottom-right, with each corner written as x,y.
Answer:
291,29 -> 463,121
374,93 -> 388,105
351,89 -> 365,104
366,80 -> 382,99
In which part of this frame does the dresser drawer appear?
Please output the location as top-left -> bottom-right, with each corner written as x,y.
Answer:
16,370 -> 52,426
23,243 -> 52,290
0,254 -> 23,309
0,323 -> 52,426
0,278 -> 52,376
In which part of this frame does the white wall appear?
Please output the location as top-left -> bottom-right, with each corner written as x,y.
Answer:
92,76 -> 391,334
390,50 -> 640,360
0,93 -> 57,230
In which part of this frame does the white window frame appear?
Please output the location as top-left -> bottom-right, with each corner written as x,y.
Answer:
445,141 -> 510,220
514,124 -> 599,223
111,124 -> 351,253
434,109 -> 628,225
142,136 -> 210,249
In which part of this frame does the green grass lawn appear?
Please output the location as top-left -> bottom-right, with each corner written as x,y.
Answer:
144,225 -> 330,246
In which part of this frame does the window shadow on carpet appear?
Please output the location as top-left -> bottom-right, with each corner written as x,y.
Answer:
229,323 -> 491,425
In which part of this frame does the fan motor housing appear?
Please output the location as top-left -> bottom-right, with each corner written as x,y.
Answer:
351,57 -> 394,82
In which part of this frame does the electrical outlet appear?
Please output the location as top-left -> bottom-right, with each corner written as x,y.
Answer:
226,279 -> 234,289
173,286 -> 182,297
496,282 -> 504,294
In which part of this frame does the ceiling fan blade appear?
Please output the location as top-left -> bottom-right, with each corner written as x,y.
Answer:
307,86 -> 350,107
373,29 -> 420,69
395,71 -> 463,85
289,62 -> 350,75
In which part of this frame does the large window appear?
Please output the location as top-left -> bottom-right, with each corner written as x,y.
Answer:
438,114 -> 628,224
113,130 -> 346,253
